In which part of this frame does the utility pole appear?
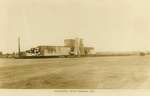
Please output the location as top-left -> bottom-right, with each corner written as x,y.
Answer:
18,37 -> 21,57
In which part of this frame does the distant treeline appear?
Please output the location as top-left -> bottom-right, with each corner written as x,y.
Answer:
0,51 -> 150,58
96,51 -> 150,56
0,52 -> 16,58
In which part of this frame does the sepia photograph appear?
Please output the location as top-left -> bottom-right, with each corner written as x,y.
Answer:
1,0 -> 150,91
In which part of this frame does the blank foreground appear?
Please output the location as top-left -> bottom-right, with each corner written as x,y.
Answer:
0,56 -> 150,89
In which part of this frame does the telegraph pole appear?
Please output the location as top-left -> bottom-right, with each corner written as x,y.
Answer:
18,37 -> 21,57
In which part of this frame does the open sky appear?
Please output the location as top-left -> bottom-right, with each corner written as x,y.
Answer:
0,0 -> 150,53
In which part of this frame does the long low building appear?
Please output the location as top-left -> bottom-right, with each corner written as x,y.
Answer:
25,38 -> 95,56
38,46 -> 70,56
25,46 -> 70,56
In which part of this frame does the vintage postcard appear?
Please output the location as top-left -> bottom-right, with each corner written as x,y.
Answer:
1,0 -> 150,95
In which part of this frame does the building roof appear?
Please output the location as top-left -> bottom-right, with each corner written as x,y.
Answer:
37,45 -> 70,48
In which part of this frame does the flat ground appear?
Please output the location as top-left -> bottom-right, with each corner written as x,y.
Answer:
0,56 -> 150,89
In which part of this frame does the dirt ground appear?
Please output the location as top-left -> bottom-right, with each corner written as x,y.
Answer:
0,56 -> 150,89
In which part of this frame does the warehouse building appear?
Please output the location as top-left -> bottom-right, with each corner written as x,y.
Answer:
25,46 -> 70,56
25,38 -> 95,56
38,46 -> 70,56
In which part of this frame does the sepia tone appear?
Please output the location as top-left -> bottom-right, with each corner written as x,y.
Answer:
1,0 -> 150,89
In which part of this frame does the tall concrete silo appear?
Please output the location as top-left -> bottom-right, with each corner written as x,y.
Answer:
64,38 -> 85,56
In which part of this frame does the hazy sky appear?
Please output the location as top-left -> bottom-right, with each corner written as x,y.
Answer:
1,0 -> 150,53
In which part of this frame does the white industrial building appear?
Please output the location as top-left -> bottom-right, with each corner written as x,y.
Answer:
25,38 -> 95,56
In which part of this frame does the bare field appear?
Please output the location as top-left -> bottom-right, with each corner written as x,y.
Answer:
0,56 -> 150,89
